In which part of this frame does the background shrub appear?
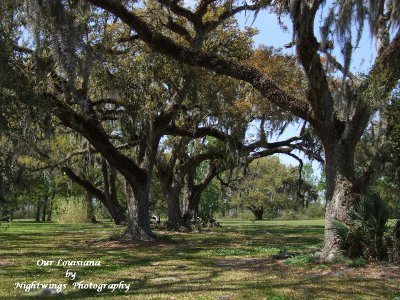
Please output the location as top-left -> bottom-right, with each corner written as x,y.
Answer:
55,196 -> 88,223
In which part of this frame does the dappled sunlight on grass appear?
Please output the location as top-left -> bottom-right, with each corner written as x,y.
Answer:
0,219 -> 398,299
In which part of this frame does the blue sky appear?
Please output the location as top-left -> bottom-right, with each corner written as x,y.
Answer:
237,7 -> 377,72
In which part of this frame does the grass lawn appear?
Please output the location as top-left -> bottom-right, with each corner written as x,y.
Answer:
0,219 -> 399,299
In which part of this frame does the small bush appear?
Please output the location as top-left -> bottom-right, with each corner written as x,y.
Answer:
285,254 -> 314,267
55,196 -> 88,223
279,210 -> 298,220
331,254 -> 351,264
240,211 -> 257,220
386,219 -> 400,265
348,257 -> 367,268
278,204 -> 325,220
334,192 -> 389,260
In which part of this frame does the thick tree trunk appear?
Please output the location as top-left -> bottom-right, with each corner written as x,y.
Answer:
52,79 -> 184,240
35,203 -> 41,222
107,200 -> 125,225
102,162 -> 125,225
183,187 -> 202,224
182,164 -> 218,225
165,188 -> 183,228
86,192 -> 97,223
320,139 -> 360,261
248,206 -> 263,220
41,197 -> 48,222
158,173 -> 184,229
118,127 -> 160,240
123,179 -> 155,241
47,201 -> 53,222
255,210 -> 263,220
1,208 -> 9,221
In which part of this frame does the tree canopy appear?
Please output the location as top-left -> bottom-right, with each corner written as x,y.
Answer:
0,0 -> 399,262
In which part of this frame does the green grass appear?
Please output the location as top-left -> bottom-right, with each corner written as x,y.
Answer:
0,219 -> 398,299
348,258 -> 367,268
284,254 -> 315,267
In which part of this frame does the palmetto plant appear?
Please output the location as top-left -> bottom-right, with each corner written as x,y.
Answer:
386,220 -> 400,264
334,193 -> 390,260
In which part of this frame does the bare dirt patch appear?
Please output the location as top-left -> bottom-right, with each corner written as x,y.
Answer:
344,263 -> 400,280
306,262 -> 400,280
0,260 -> 17,267
215,257 -> 400,281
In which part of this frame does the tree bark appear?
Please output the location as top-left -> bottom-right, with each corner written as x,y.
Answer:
122,179 -> 155,240
164,186 -> 183,229
35,203 -> 40,222
107,199 -> 125,225
157,162 -> 184,229
54,102 -> 150,235
248,206 -> 264,220
183,186 -> 202,224
101,161 -> 125,225
47,201 -> 53,222
182,170 -> 199,224
254,209 -> 263,220
85,192 -> 97,223
52,86 -> 180,240
157,138 -> 224,229
319,138 -> 360,261
182,163 -> 219,225
122,126 -> 161,240
41,197 -> 48,222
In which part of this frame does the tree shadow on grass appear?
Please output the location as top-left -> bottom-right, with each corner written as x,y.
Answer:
3,221 -> 400,299
7,272 -> 398,300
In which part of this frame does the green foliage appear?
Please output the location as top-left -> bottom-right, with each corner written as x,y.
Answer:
199,178 -> 223,221
334,192 -> 390,260
191,157 -> 227,222
230,157 -> 320,220
386,219 -> 400,264
269,295 -> 291,300
55,196 -> 88,223
374,178 -> 400,218
371,93 -> 400,218
284,254 -> 315,267
316,171 -> 326,198
348,257 -> 367,268
94,201 -> 113,220
210,246 -> 280,257
278,204 -> 325,220
231,157 -> 293,219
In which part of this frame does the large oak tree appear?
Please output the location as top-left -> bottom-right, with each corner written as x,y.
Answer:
86,0 -> 400,259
